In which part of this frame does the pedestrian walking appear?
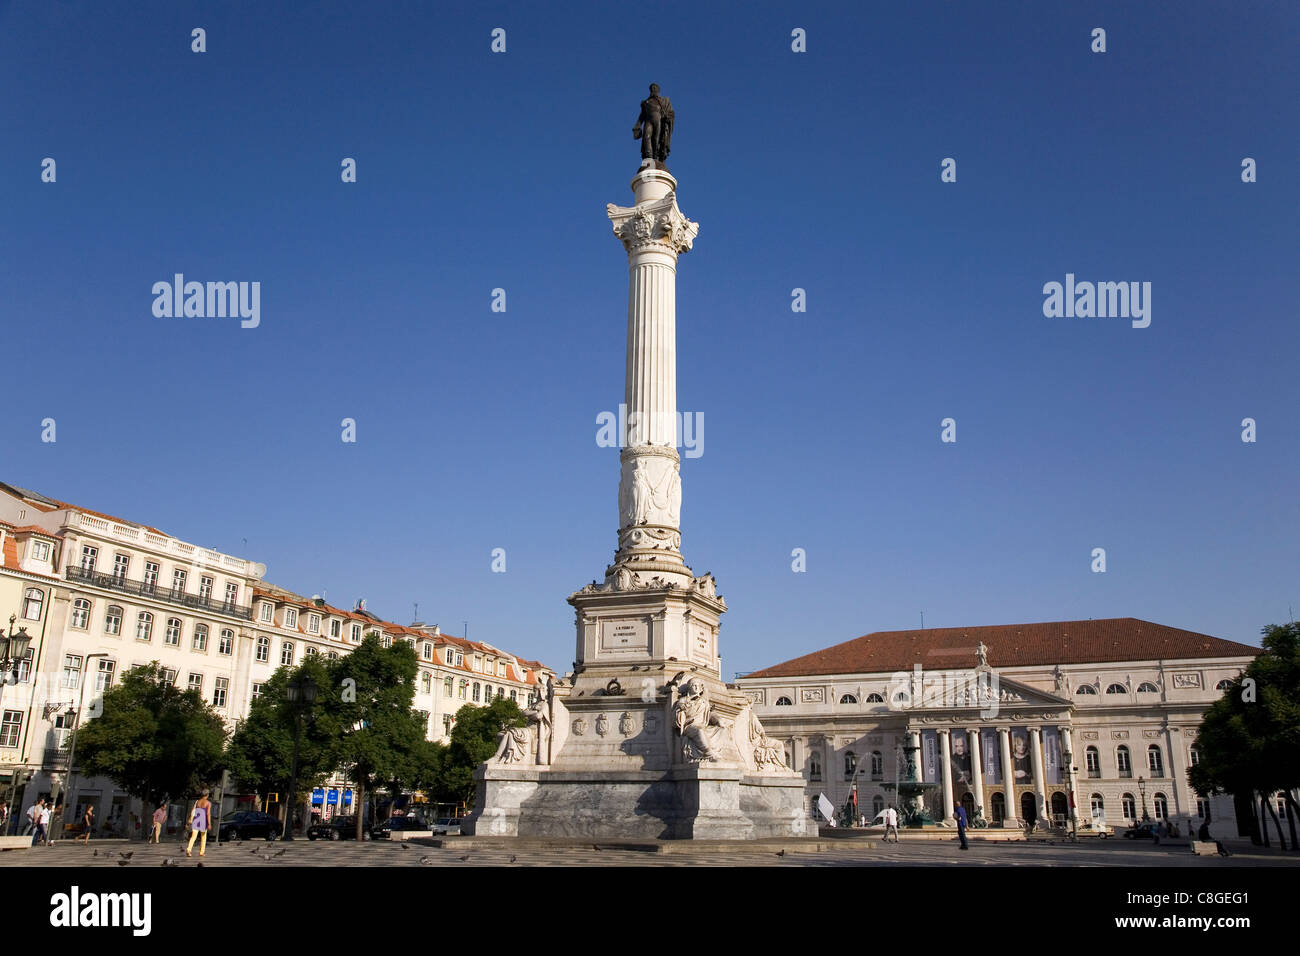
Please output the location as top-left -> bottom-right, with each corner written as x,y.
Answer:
151,804 -> 166,843
0,801 -> 8,835
24,798 -> 43,837
81,805 -> 95,844
954,801 -> 969,850
32,801 -> 49,846
883,804 -> 899,843
185,789 -> 212,857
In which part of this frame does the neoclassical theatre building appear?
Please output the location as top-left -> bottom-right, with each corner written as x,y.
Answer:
735,619 -> 1257,834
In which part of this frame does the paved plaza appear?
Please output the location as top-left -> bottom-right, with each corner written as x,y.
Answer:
4,836 -> 1296,868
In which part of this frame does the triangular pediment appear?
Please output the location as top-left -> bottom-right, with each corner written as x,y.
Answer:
904,669 -> 1072,714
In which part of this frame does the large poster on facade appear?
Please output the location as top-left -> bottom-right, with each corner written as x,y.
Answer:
1043,727 -> 1062,784
922,731 -> 937,783
949,731 -> 973,792
1009,729 -> 1032,787
982,729 -> 1001,784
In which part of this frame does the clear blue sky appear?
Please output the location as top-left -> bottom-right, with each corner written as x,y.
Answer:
2,1 -> 1297,674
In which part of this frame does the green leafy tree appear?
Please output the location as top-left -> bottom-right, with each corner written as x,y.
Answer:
77,662 -> 227,806
224,655 -> 338,828
1190,622 -> 1300,847
440,697 -> 524,805
324,634 -> 430,840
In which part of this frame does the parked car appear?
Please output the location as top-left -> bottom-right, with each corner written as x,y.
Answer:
1123,822 -> 1161,841
370,815 -> 432,840
218,811 -> 283,842
432,818 -> 462,836
307,816 -> 370,841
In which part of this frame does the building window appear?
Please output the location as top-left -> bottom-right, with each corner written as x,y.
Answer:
0,710 -> 22,748
164,617 -> 182,646
351,624 -> 361,642
172,569 -> 188,594
485,684 -> 493,699
327,651 -> 338,660
113,554 -> 130,579
865,693 -> 884,703
193,624 -> 208,652
62,654 -> 83,689
892,691 -> 909,703
843,751 -> 857,779
213,677 -> 228,708
839,694 -> 857,704
195,576 -> 211,601
1085,746 -> 1100,778
103,605 -> 123,636
81,545 -> 98,572
1147,745 -> 1164,777
775,696 -> 793,706
1137,681 -> 1159,693
809,752 -> 822,782
96,659 -> 115,691
218,629 -> 233,656
422,643 -> 433,661
136,612 -> 154,642
1116,745 -> 1131,778
381,635 -> 392,648
255,636 -> 269,662
22,588 -> 44,621
305,646 -> 318,658
421,672 -> 432,693
188,673 -> 203,693
510,689 -> 517,702
1189,746 -> 1200,766
444,677 -> 453,697
70,598 -> 91,629
872,794 -> 884,817
1121,793 -> 1136,820
1091,793 -> 1105,818
285,608 -> 298,628
1075,684 -> 1097,696
16,648 -> 33,683
445,648 -> 454,665
1215,679 -> 1233,690
455,652 -> 463,666
225,582 -> 239,605
260,603 -> 273,623
281,642 -> 294,666
143,562 -> 159,591
473,682 -> 481,702
1153,793 -> 1168,820
458,679 -> 468,700
251,683 -> 264,701
330,619 -> 341,639
1195,798 -> 1208,819
308,614 -> 320,634
871,751 -> 883,778
160,668 -> 178,685
30,540 -> 50,561
1105,683 -> 1127,695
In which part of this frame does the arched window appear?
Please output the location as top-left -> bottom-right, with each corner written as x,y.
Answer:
892,691 -> 909,704
990,791 -> 1006,824
305,646 -> 318,657
421,673 -> 432,693
23,588 -> 44,621
1116,745 -> 1131,777
218,628 -> 234,656
1121,793 -> 1136,820
872,795 -> 884,818
1090,793 -> 1105,818
870,751 -> 883,778
510,689 -> 517,701
484,684 -> 492,699
458,679 -> 468,699
1215,679 -> 1233,690
1105,683 -> 1127,695
104,605 -> 122,636
164,617 -> 182,646
865,693 -> 884,703
192,624 -> 208,652
775,696 -> 793,706
843,750 -> 857,779
327,651 -> 338,660
71,599 -> 91,630
1085,746 -> 1100,778
1075,684 -> 1098,696
444,677 -> 453,697
280,642 -> 294,666
1137,681 -> 1159,693
255,635 -> 269,662
497,687 -> 504,699
136,612 -> 153,642
809,752 -> 822,782
1050,791 -> 1068,822
1147,745 -> 1163,777
473,682 -> 481,702
839,694 -> 857,704
1153,793 -> 1168,820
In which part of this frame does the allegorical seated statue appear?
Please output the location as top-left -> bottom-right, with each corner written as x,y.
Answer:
491,694 -> 552,765
670,675 -> 721,762
748,708 -> 787,771
633,82 -> 674,169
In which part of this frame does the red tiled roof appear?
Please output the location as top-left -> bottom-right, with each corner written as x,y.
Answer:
746,618 -> 1259,679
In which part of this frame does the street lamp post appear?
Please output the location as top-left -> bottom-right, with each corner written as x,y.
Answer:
52,652 -> 109,843
1138,776 -> 1149,822
0,616 -> 32,720
1061,748 -> 1078,841
281,674 -> 317,841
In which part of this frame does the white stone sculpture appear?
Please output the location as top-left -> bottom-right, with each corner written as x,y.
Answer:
670,676 -> 721,762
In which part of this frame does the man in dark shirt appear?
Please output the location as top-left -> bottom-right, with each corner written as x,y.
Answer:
954,802 -> 969,850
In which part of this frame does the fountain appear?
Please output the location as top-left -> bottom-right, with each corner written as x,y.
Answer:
882,742 -> 941,827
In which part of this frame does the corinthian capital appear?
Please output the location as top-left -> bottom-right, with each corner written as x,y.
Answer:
607,196 -> 699,255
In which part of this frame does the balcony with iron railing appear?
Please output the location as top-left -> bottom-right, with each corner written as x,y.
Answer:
65,565 -> 253,621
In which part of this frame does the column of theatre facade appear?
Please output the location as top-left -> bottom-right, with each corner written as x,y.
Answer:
736,619 -> 1257,834
0,481 -> 553,834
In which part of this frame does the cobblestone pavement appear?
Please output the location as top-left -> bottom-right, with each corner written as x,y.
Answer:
3,837 -> 1296,867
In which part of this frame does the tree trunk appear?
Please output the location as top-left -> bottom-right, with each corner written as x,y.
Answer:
1263,794 -> 1288,850
1285,791 -> 1300,851
355,777 -> 366,842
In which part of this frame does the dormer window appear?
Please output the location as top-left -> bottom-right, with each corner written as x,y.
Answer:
259,603 -> 273,623
30,540 -> 50,562
285,608 -> 298,628
308,614 -> 320,634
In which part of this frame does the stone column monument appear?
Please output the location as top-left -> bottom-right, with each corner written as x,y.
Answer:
463,85 -> 811,839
